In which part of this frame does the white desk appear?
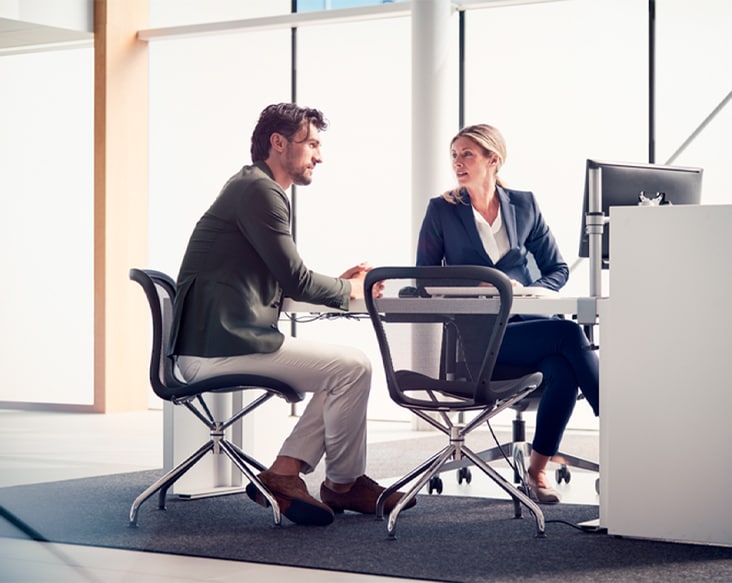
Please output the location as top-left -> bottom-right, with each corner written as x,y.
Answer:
285,296 -> 597,323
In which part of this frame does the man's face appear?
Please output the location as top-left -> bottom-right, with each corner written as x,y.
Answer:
282,122 -> 323,186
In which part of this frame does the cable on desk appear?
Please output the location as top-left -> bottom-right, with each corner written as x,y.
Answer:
281,312 -> 370,324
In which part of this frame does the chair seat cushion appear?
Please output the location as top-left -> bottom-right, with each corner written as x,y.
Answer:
394,369 -> 540,409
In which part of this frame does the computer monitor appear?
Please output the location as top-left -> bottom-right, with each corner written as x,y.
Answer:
578,159 -> 703,267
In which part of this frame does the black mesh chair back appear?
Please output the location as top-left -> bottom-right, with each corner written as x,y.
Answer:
136,269 -> 180,398
364,265 -> 546,538
132,268 -> 300,403
128,268 -> 303,526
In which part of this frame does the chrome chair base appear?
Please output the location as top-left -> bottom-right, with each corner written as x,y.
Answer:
128,398 -> 282,527
375,393 -> 546,540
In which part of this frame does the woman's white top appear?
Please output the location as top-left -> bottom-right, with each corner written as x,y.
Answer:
472,205 -> 509,263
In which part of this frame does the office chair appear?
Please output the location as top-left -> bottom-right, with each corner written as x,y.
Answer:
442,382 -> 600,489
438,322 -> 599,492
128,268 -> 304,527
364,265 -> 546,539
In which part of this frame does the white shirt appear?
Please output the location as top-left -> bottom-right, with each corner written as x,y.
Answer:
472,205 -> 509,264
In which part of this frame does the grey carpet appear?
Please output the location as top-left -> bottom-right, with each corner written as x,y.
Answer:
303,427 -> 599,492
1,468 -> 732,583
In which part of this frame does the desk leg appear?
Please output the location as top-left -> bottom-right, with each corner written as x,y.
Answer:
165,393 -> 245,498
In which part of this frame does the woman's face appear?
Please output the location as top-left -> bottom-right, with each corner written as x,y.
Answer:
451,136 -> 497,188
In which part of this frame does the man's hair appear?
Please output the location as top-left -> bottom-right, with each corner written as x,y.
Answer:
250,103 -> 328,162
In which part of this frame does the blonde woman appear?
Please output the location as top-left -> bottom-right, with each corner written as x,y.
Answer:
416,124 -> 599,504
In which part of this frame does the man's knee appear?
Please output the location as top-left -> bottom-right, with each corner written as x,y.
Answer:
350,349 -> 372,380
337,347 -> 372,387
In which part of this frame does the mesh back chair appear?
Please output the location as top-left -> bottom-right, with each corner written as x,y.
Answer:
128,268 -> 304,527
438,312 -> 599,491
448,383 -> 600,489
364,265 -> 546,539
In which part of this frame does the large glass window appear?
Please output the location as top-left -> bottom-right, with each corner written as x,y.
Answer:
148,30 -> 291,277
298,0 -> 406,11
0,47 -> 94,405
7,0 -> 727,413
293,15 -> 413,421
464,0 -> 647,298
655,0 -> 732,205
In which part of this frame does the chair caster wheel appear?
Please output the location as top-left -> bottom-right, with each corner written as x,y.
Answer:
428,476 -> 443,494
457,467 -> 472,484
555,464 -> 571,484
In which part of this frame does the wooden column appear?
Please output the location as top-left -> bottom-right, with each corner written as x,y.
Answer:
94,0 -> 149,412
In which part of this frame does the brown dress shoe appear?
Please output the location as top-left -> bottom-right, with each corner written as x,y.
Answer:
246,470 -> 335,526
320,475 -> 417,515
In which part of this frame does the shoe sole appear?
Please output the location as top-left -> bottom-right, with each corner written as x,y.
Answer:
321,490 -> 417,515
246,482 -> 334,526
520,484 -> 560,505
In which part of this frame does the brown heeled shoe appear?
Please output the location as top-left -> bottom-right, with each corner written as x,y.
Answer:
525,471 -> 561,505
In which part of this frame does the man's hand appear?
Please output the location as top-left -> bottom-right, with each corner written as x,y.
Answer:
340,262 -> 383,299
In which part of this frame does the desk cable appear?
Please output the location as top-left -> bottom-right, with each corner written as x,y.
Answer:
484,419 -> 605,534
281,312 -> 370,324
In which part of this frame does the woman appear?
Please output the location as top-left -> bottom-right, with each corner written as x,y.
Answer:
416,123 -> 599,504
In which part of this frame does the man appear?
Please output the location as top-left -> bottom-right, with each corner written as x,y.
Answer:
170,103 -> 414,526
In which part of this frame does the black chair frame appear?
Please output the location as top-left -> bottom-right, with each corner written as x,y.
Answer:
128,268 -> 304,527
364,265 -> 546,539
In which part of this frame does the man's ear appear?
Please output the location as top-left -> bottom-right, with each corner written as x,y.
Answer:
270,132 -> 287,153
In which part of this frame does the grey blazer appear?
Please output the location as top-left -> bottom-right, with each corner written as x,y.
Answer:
171,161 -> 350,358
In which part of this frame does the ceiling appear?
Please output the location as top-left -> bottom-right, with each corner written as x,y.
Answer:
0,17 -> 92,54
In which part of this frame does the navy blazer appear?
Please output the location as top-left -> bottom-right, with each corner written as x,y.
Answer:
416,187 -> 568,290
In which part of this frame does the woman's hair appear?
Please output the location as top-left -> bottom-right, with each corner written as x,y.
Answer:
442,123 -> 507,204
250,103 -> 328,162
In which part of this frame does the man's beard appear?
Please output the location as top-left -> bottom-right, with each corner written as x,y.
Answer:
291,169 -> 312,186
284,149 -> 313,186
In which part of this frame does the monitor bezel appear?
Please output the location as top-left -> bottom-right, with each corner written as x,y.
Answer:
577,158 -> 703,266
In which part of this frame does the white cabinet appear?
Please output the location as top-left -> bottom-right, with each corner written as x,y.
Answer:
599,204 -> 732,546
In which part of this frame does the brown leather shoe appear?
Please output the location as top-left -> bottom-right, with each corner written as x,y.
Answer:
246,470 -> 335,526
320,475 -> 417,515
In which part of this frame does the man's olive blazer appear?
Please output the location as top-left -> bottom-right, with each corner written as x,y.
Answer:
170,161 -> 350,358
